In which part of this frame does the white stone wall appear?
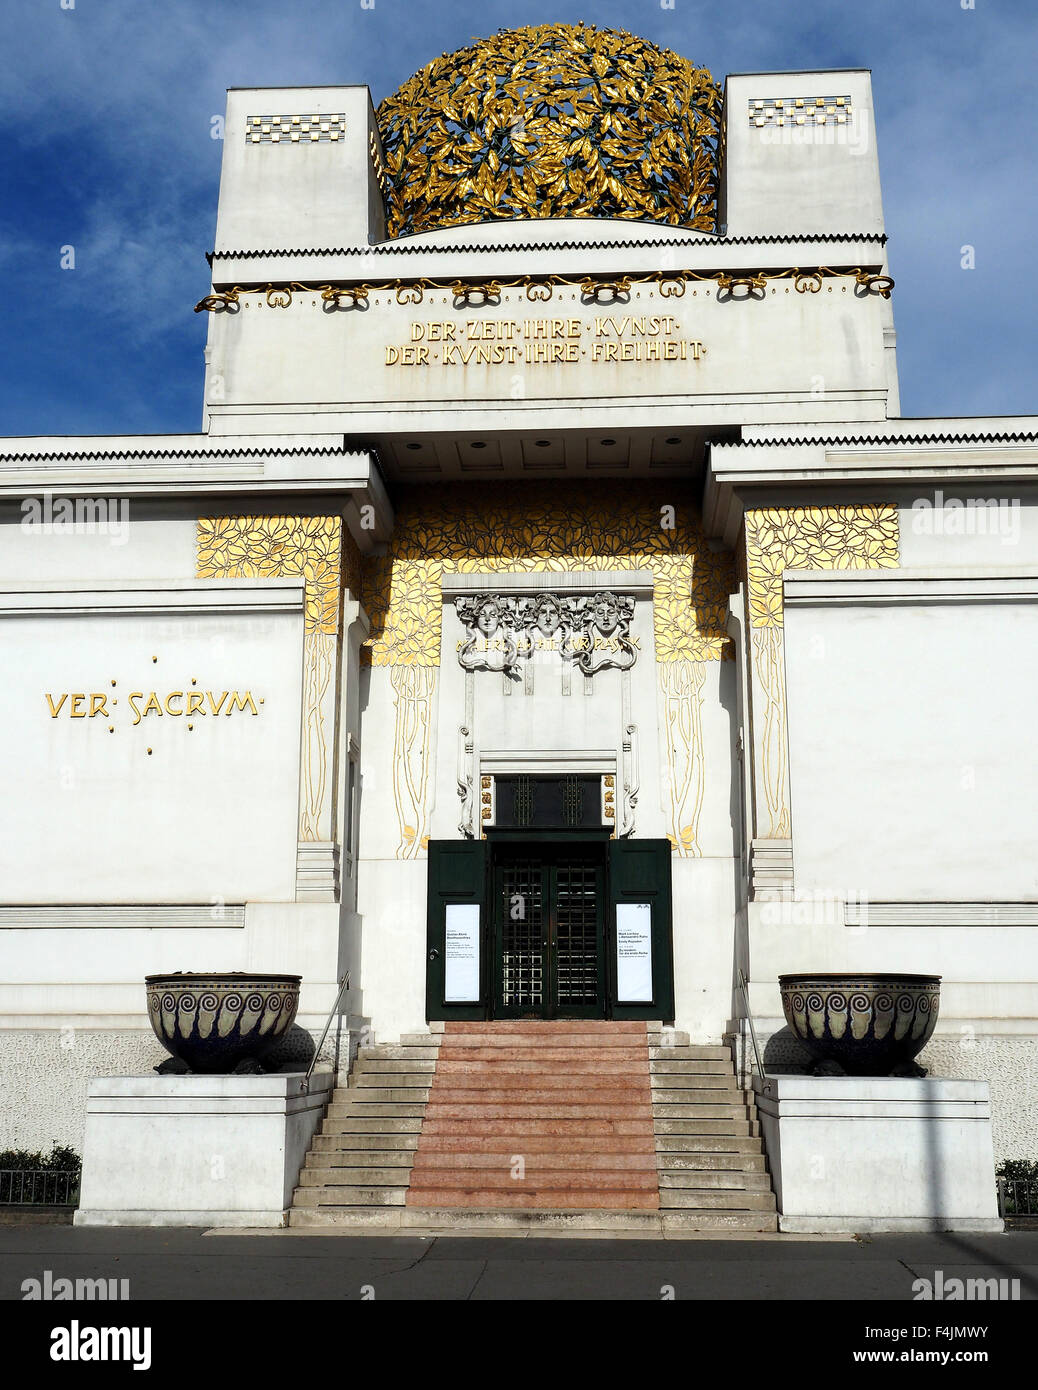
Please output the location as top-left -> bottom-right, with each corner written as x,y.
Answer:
784,573 -> 1038,901
0,1026 -> 340,1155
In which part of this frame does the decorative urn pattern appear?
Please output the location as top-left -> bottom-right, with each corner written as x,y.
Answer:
778,973 -> 941,1076
145,973 -> 301,1074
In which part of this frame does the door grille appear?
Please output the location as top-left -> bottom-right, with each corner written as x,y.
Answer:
555,860 -> 601,1006
499,858 -> 543,1011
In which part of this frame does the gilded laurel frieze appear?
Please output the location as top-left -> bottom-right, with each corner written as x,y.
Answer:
360,483 -> 735,667
743,505 -> 900,628
192,267 -> 894,313
196,515 -> 343,634
376,23 -> 721,238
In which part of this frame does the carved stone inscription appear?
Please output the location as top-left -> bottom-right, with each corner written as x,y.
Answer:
455,592 -> 637,677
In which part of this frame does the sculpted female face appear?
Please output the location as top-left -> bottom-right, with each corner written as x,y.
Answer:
535,597 -> 560,633
477,600 -> 501,636
593,596 -> 618,632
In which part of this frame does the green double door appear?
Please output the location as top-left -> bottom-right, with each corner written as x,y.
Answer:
425,834 -> 674,1022
492,842 -> 606,1019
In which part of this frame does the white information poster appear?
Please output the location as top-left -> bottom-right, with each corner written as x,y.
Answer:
616,902 -> 653,1003
444,903 -> 481,1003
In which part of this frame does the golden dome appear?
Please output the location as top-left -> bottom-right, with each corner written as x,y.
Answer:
376,22 -> 721,239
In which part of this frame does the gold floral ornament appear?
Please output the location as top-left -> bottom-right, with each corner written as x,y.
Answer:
196,516 -> 344,635
360,482 -> 735,666
376,22 -> 721,238
744,505 -> 900,628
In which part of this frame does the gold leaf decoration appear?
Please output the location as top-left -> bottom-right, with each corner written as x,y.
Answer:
377,22 -> 720,238
360,482 -> 734,666
744,505 -> 900,629
196,515 -> 347,636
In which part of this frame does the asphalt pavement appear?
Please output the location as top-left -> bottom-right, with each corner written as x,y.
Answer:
1,1224 -> 1035,1301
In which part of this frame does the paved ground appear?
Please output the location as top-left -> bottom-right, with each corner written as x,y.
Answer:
0,1225 -> 1035,1300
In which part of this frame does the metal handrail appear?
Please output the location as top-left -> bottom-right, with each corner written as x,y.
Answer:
738,968 -> 766,1079
302,972 -> 350,1093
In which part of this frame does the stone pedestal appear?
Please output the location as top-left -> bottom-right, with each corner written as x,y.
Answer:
752,1076 -> 1003,1233
74,1072 -> 333,1228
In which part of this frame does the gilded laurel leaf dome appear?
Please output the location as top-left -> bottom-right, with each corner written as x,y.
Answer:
376,22 -> 721,239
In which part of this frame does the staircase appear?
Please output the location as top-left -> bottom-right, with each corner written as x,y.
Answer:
650,1030 -> 776,1231
291,1031 -> 439,1227
290,1021 -> 776,1232
408,1020 -> 659,1211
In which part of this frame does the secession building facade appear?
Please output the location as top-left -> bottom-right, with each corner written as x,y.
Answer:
1,25 -> 1035,1168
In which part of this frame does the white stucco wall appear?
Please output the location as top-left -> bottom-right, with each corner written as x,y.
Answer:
0,590 -> 304,904
784,573 -> 1038,902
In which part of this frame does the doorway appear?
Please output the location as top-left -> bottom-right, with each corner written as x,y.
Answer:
491,840 -> 607,1019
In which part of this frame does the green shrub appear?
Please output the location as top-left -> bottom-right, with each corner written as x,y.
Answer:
0,1145 -> 81,1204
0,1144 -> 81,1173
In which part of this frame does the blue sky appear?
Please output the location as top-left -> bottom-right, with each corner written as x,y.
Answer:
1,0 -> 1035,436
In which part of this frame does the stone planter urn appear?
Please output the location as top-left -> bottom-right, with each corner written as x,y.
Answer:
778,973 -> 941,1076
145,973 -> 301,1074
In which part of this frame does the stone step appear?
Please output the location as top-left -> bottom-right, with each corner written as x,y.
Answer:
306,1150 -> 415,1168
289,1207 -> 413,1230
404,1189 -> 660,1210
435,1034 -> 648,1050
293,1186 -> 407,1207
415,1134 -> 657,1155
444,1021 -> 649,1033
648,1072 -> 739,1088
647,1032 -> 690,1047
658,1190 -> 776,1211
331,1088 -> 431,1105
326,1103 -> 427,1120
301,1167 -> 412,1187
659,1171 -> 773,1191
411,1152 -> 658,1171
433,1052 -> 649,1068
354,1060 -> 438,1075
424,1103 -> 654,1120
650,1086 -> 748,1102
430,1050 -> 650,1073
322,1117 -> 424,1134
427,1085 -> 650,1104
656,1151 -> 766,1171
289,1207 -> 666,1232
400,1033 -> 445,1047
289,1207 -> 777,1233
655,1133 -> 764,1153
650,1046 -> 731,1061
423,1118 -> 652,1136
652,1104 -> 752,1120
419,1076 -> 651,1095
360,1045 -> 440,1061
662,1211 -> 778,1233
410,1168 -> 659,1191
313,1132 -> 420,1152
655,1118 -> 760,1136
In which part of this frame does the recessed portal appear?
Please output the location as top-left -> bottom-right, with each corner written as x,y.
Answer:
493,841 -> 606,1019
